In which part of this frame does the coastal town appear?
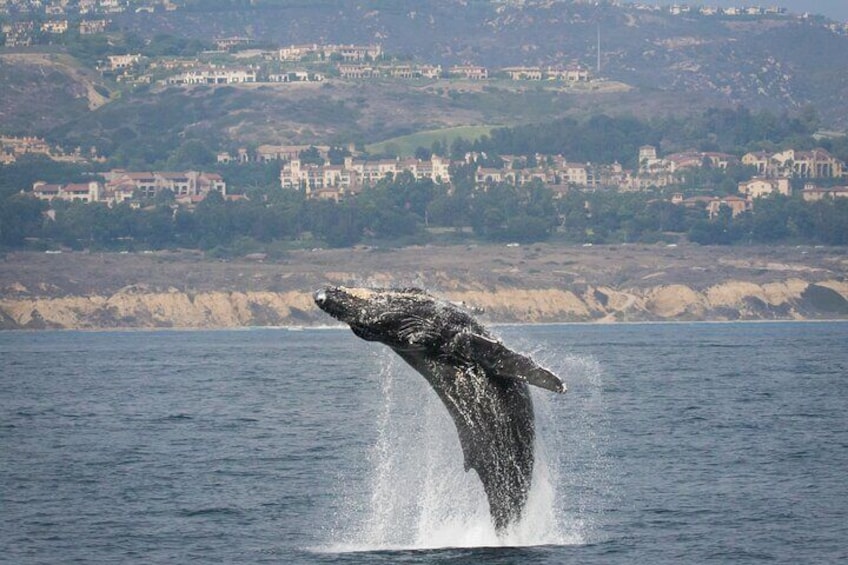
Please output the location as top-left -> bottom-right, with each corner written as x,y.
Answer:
22,143 -> 848,221
30,169 -> 229,205
4,0 -> 848,26
2,0 -> 847,249
3,0 -> 848,88
0,135 -> 103,165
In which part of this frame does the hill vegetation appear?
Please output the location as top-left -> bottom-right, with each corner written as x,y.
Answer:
0,53 -> 109,134
105,1 -> 848,124
3,106 -> 848,253
2,0 -> 848,155
1,1 -> 847,256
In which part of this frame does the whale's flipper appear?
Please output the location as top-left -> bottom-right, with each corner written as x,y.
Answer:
454,332 -> 566,393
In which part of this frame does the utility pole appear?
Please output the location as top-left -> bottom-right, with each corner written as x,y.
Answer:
596,23 -> 601,75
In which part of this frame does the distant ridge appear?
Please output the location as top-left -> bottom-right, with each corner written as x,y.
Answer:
108,1 -> 848,126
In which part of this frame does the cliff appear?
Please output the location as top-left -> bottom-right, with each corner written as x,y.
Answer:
2,245 -> 847,330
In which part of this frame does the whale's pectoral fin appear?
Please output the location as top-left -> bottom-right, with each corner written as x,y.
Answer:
456,332 -> 566,393
394,350 -> 485,474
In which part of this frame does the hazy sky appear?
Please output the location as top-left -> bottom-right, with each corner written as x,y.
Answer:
654,2 -> 848,21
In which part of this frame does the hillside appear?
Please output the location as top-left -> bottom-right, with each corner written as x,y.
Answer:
0,53 -> 111,135
48,77 -> 644,156
2,1 -> 848,155
2,244 -> 847,330
110,1 -> 848,125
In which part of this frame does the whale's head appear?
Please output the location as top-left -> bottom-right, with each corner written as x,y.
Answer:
313,286 -> 361,322
315,286 -> 566,395
314,286 -> 473,348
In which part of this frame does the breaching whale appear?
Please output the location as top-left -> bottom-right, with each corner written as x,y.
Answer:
313,286 -> 565,532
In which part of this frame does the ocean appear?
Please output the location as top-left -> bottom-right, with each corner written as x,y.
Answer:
2,322 -> 847,564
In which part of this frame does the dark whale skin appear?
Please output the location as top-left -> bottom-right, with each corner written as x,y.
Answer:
314,286 -> 565,532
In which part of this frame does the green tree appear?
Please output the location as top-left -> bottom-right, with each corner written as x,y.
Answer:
327,146 -> 351,166
299,146 -> 325,166
811,198 -> 848,245
307,199 -> 362,247
0,194 -> 46,247
167,140 -> 216,170
750,195 -> 791,242
688,206 -> 744,245
414,146 -> 432,161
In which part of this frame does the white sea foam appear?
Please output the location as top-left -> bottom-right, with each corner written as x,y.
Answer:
325,345 -> 608,552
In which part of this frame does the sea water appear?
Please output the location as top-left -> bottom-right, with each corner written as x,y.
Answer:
1,323 -> 847,564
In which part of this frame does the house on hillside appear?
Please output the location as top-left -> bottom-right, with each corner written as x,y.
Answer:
661,150 -> 738,173
671,193 -> 751,219
560,161 -> 593,187
470,155 -> 596,190
334,44 -> 383,62
257,145 -> 326,162
279,44 -> 320,61
2,22 -> 34,47
167,67 -> 257,85
743,148 -> 845,178
102,171 -> 226,201
741,151 -> 771,174
773,148 -> 843,178
279,43 -> 382,62
801,185 -> 848,201
738,177 -> 791,198
707,195 -> 750,219
476,168 -> 505,184
337,65 -> 377,79
32,181 -> 101,203
79,20 -> 110,34
449,65 -> 489,80
701,152 -> 738,169
107,54 -> 142,70
501,66 -> 544,80
41,20 -> 69,34
638,145 -> 660,172
267,70 -> 324,83
218,145 -> 332,164
280,155 -> 450,197
546,65 -> 590,82
216,37 -> 252,50
98,0 -> 125,13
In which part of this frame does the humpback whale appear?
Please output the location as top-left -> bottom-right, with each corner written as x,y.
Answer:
313,286 -> 565,532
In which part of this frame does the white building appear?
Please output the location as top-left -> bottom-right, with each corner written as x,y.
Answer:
738,177 -> 792,198
280,155 -> 451,195
168,67 -> 257,85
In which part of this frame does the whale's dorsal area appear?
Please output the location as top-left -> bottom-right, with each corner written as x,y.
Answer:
314,286 -> 566,532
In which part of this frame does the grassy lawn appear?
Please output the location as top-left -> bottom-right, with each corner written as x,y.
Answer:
366,125 -> 497,157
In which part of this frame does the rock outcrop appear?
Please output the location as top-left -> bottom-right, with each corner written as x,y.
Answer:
2,278 -> 846,330
3,246 -> 846,330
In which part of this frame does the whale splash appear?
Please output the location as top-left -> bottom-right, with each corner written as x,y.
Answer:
325,347 -> 607,551
314,286 -> 566,533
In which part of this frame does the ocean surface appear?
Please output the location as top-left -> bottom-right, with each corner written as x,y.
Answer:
2,322 -> 847,564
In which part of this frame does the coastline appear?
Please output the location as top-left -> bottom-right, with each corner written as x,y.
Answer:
2,244 -> 847,330
3,318 -> 846,334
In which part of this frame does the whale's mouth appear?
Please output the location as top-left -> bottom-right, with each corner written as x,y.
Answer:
313,288 -> 339,318
314,287 -> 353,321
314,288 -> 328,307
